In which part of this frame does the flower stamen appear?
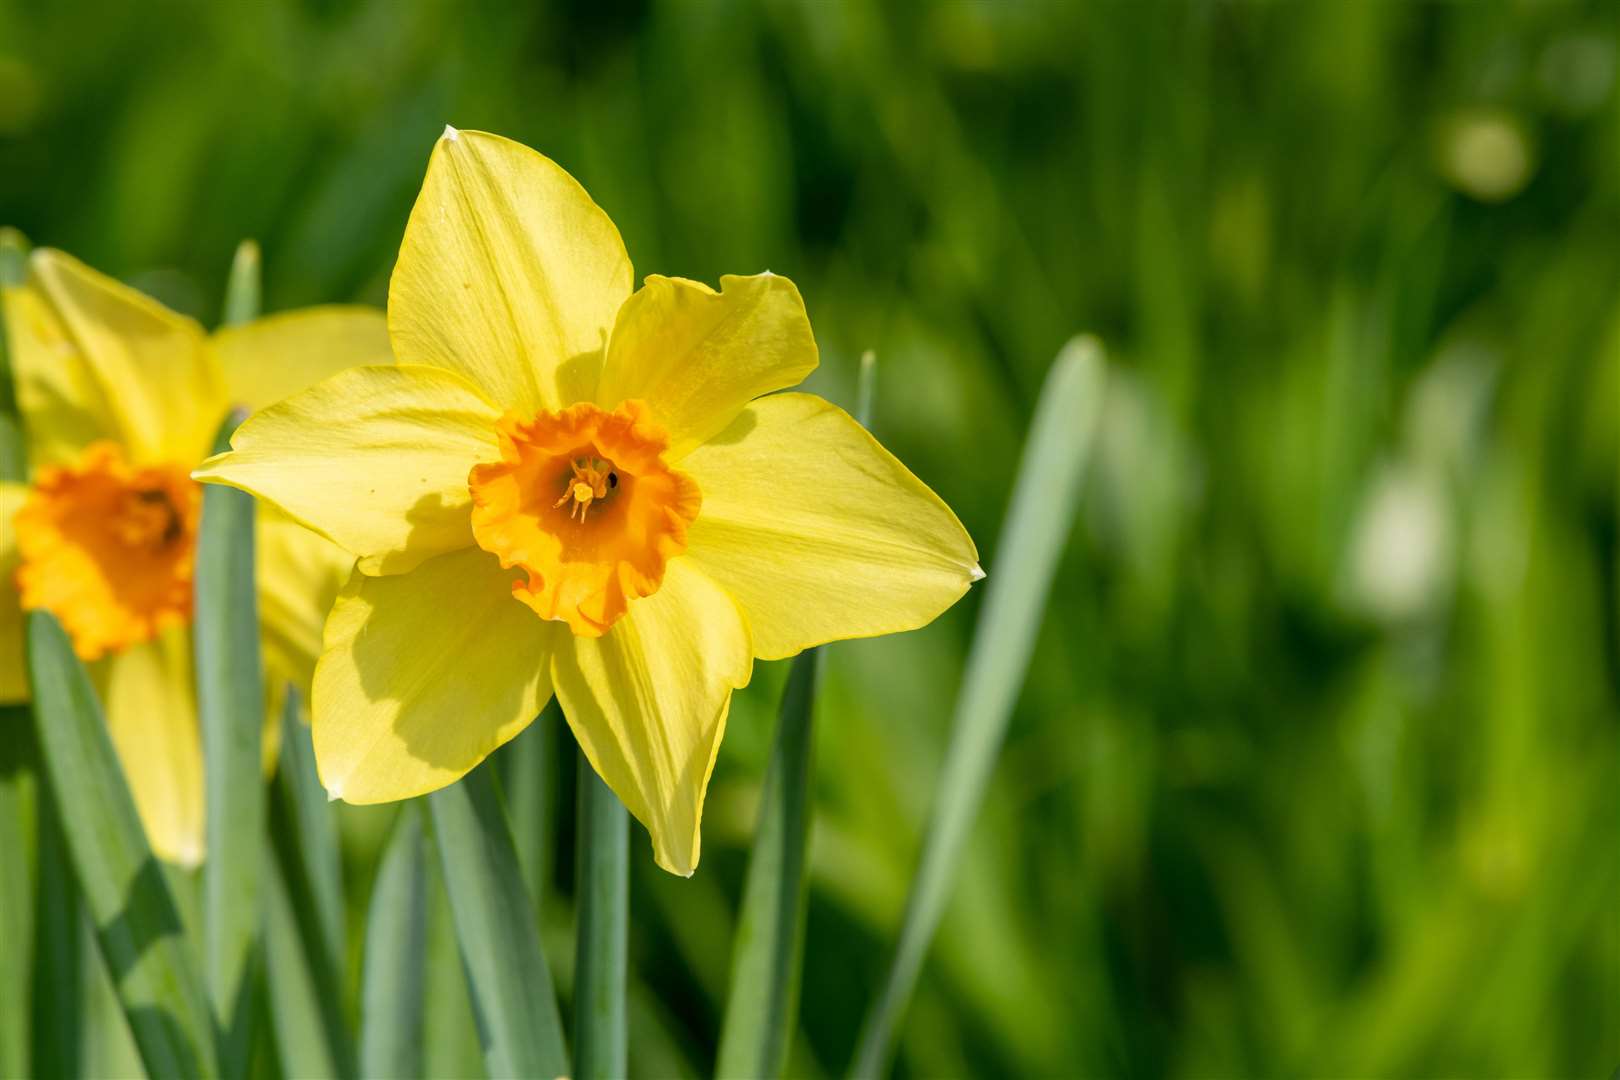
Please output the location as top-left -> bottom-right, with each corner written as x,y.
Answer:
468,401 -> 699,636
551,457 -> 616,522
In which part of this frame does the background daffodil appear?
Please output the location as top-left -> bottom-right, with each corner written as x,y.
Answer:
196,127 -> 982,876
0,249 -> 390,866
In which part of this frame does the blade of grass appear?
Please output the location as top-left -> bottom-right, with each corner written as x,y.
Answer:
221,240 -> 261,328
0,226 -> 29,475
0,230 -> 36,1079
423,843 -> 485,1080
361,805 -> 428,1080
501,703 -> 559,915
29,797 -> 81,1078
427,763 -> 569,1079
195,412 -> 266,1074
270,688 -> 346,1006
851,337 -> 1106,1077
266,688 -> 354,1079
0,710 -> 35,1079
715,350 -> 878,1078
715,649 -> 820,1078
573,752 -> 627,1079
26,610 -> 221,1078
263,852 -> 340,1080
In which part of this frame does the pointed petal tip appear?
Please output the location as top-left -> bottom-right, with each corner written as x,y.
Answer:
970,563 -> 987,582
324,780 -> 343,803
442,124 -> 460,143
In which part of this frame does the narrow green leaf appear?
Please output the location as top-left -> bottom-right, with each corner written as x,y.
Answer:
265,698 -> 357,1080
195,414 -> 266,1073
26,610 -> 220,1078
272,688 -> 345,990
29,803 -> 81,1078
222,240 -> 262,329
423,847 -> 485,1080
715,648 -> 820,1079
361,805 -> 428,1080
427,764 -> 569,1079
0,707 -> 36,1078
0,227 -> 29,478
263,853 -> 339,1080
573,752 -> 628,1079
500,703 -> 559,915
856,348 -> 877,429
851,337 -> 1107,1077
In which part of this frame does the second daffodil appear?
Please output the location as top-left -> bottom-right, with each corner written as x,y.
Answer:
0,248 -> 392,866
196,127 -> 981,876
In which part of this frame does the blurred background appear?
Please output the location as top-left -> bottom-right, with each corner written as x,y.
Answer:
3,1 -> 1617,1076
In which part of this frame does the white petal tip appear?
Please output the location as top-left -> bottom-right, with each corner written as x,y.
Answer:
324,783 -> 343,803
969,563 -> 987,582
442,124 -> 460,143
172,839 -> 204,869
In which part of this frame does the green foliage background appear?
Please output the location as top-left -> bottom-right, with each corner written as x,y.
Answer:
2,1 -> 1617,1075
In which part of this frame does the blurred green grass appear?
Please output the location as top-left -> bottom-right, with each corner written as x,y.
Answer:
3,1 -> 1616,1075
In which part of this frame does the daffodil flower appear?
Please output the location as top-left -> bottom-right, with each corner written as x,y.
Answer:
0,249 -> 391,866
195,128 -> 981,876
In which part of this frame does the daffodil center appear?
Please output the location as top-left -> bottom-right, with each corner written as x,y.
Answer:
552,456 -> 620,522
13,441 -> 200,660
467,400 -> 701,637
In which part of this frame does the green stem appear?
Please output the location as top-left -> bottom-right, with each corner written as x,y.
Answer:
195,414 -> 266,1077
573,751 -> 628,1079
427,764 -> 569,1079
715,648 -> 820,1078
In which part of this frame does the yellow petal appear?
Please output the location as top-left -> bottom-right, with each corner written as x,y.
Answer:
0,482 -> 25,702
97,629 -> 204,867
28,249 -> 223,465
681,393 -> 980,661
212,306 -> 392,414
258,504 -> 351,695
193,364 -> 499,575
550,559 -> 752,876
596,274 -> 819,459
390,128 -> 632,412
313,546 -> 559,803
2,283 -> 117,468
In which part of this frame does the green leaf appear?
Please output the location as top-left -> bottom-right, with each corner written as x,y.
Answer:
715,648 -> 820,1079
265,693 -> 356,1080
572,752 -> 627,1079
25,609 -> 221,1078
361,804 -> 427,1080
270,689 -> 346,1004
221,240 -> 262,329
195,413 -> 267,1073
0,707 -> 36,1078
500,704 -> 560,916
263,853 -> 340,1080
850,337 -> 1106,1078
0,227 -> 29,480
423,849 -> 485,1080
29,804 -> 81,1078
427,763 -> 569,1080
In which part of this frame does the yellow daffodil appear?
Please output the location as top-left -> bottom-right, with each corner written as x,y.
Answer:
194,128 -> 981,876
0,248 -> 390,866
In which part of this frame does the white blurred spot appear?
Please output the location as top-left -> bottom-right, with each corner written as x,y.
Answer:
1347,463 -> 1452,622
